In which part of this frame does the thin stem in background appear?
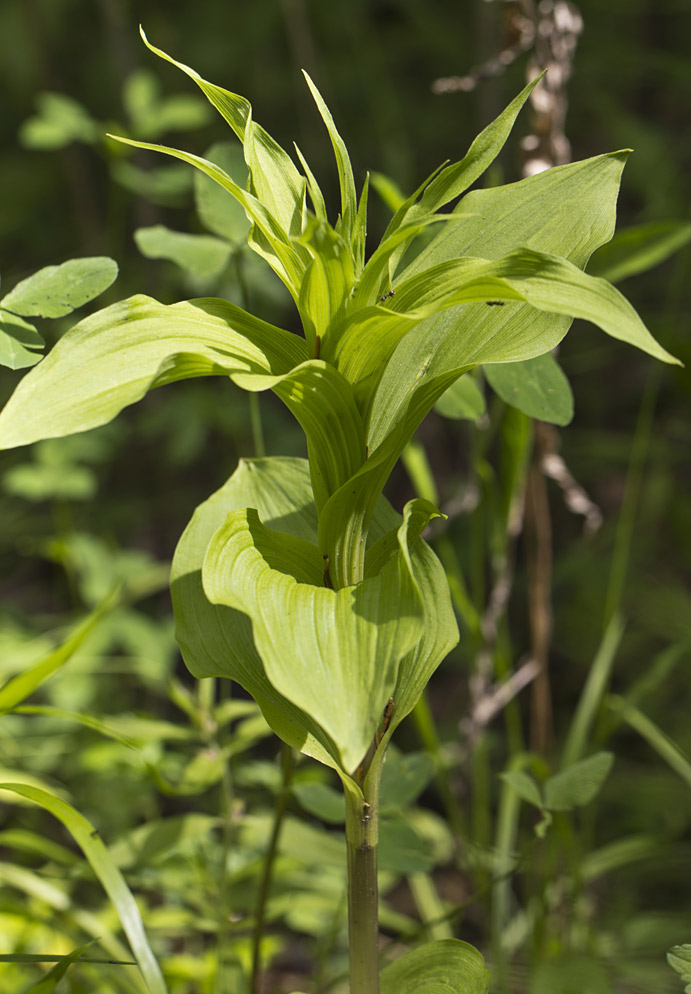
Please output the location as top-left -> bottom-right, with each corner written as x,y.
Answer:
249,742 -> 294,994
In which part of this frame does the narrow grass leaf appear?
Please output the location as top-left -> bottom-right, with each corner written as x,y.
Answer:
607,696 -> 691,789
0,784 -> 168,994
0,593 -> 118,713
588,220 -> 691,283
302,72 -> 357,243
22,941 -> 95,994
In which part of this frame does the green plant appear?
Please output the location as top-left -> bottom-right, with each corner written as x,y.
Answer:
0,28 -> 679,994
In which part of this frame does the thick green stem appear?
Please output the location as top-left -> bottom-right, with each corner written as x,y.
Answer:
344,776 -> 380,994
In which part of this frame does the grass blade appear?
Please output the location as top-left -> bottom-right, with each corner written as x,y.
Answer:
0,783 -> 168,994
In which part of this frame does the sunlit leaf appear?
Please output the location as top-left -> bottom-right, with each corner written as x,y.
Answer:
0,258 -> 118,318
667,945 -> 691,993
0,312 -> 44,370
0,784 -> 168,994
22,941 -> 95,993
0,295 -> 308,449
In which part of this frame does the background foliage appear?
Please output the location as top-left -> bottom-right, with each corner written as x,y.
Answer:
0,1 -> 689,992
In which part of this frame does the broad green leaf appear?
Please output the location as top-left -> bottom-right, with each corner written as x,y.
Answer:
140,28 -> 305,238
22,941 -> 94,993
380,939 -> 491,994
367,152 -> 677,452
544,751 -> 614,812
0,784 -> 168,994
194,141 -> 251,242
435,374 -> 486,420
0,294 -> 308,449
202,501 -> 425,771
171,457 -> 455,773
499,770 -> 544,809
230,359 -> 366,515
170,457 -> 355,774
588,220 -> 691,284
0,311 -> 44,369
378,816 -> 434,873
303,71 -> 357,245
0,258 -> 118,318
667,945 -> 691,993
134,225 -> 231,277
484,352 -> 574,425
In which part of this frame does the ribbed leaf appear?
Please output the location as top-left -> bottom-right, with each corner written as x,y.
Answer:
380,939 -> 491,994
170,457 -> 345,773
172,458 -> 456,773
0,784 -> 167,994
366,152 -> 676,451
140,28 -> 305,238
202,502 -> 427,772
0,295 -> 308,449
297,220 -> 355,355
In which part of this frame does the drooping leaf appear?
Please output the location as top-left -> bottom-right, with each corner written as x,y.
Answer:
0,294 -> 308,449
544,751 -> 614,812
379,939 -> 491,994
484,352 -> 574,425
108,134 -> 308,293
0,312 -> 44,369
434,374 -> 486,420
0,257 -> 118,318
366,152 -> 678,452
139,28 -> 306,238
588,220 -> 691,284
134,225 -> 231,277
0,784 -> 168,994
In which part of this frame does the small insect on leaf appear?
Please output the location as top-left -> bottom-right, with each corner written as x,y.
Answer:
486,301 -> 505,306
380,290 -> 395,302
